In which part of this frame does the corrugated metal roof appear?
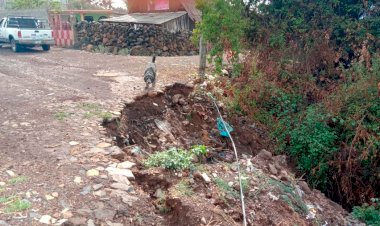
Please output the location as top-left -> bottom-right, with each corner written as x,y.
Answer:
100,11 -> 188,24
180,0 -> 201,22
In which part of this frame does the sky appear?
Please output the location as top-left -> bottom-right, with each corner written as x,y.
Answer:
111,0 -> 127,9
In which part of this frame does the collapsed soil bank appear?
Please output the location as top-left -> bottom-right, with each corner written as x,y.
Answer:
104,83 -> 271,157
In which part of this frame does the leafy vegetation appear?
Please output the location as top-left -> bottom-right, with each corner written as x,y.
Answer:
352,198 -> 380,226
214,177 -> 238,198
198,0 -> 380,210
8,176 -> 27,185
193,0 -> 247,75
145,145 -> 208,170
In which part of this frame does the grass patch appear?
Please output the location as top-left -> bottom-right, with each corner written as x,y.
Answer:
352,198 -> 380,226
8,176 -> 27,185
79,103 -> 112,121
269,179 -> 308,214
0,195 -> 17,204
153,191 -> 171,214
118,48 -> 130,56
214,177 -> 239,198
4,198 -> 31,213
54,111 -> 73,120
145,145 -> 208,170
173,180 -> 194,197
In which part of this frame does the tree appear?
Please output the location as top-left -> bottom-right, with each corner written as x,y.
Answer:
6,0 -> 47,9
193,0 -> 247,75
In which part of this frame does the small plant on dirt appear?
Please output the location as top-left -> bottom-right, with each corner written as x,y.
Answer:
54,111 -> 72,120
214,177 -> 238,198
352,198 -> 380,226
118,48 -> 130,56
3,198 -> 31,213
154,191 -> 171,214
269,179 -> 308,215
94,45 -> 111,54
173,180 -> 194,197
100,111 -> 113,122
145,145 -> 208,170
8,176 -> 27,185
145,148 -> 193,170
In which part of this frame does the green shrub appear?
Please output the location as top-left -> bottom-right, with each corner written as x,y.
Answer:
144,145 -> 208,170
352,198 -> 380,226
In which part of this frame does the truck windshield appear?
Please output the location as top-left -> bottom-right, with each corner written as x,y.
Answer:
8,18 -> 38,29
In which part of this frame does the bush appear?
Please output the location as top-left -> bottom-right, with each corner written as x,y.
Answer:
144,145 -> 208,170
352,198 -> 380,226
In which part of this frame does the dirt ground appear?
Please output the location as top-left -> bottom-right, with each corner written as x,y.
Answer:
0,46 -> 363,226
0,47 -> 197,225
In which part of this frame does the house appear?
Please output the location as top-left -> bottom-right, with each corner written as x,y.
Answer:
101,0 -> 201,32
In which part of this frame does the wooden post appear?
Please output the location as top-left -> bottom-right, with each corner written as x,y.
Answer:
199,34 -> 207,78
70,15 -> 77,48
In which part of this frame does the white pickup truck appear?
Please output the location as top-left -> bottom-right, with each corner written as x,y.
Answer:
0,16 -> 54,52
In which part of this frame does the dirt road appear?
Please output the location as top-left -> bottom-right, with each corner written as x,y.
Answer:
0,47 -> 198,225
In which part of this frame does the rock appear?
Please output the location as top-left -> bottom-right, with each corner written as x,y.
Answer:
172,94 -> 183,104
109,146 -> 124,160
279,170 -> 291,182
96,142 -> 112,148
0,220 -> 9,226
6,170 -> 15,177
111,174 -> 130,185
201,173 -> 211,183
268,164 -> 278,175
94,208 -> 115,220
54,219 -> 68,225
76,208 -> 93,216
106,167 -> 135,180
117,161 -> 136,169
221,69 -> 229,76
68,217 -> 87,225
74,176 -> 82,184
212,173 -> 218,178
106,221 -> 124,226
80,186 -> 92,195
39,215 -> 52,224
93,184 -> 104,191
154,188 -> 164,198
86,44 -> 94,51
0,182 -> 5,186
94,190 -> 107,197
45,194 -> 55,201
84,147 -> 107,155
87,219 -> 95,226
61,209 -> 73,219
182,120 -> 190,126
52,192 -> 59,197
110,183 -> 131,191
201,217 -> 207,225
86,169 -> 100,177
69,141 -> 80,146
193,171 -> 202,180
257,149 -> 273,161
122,194 -> 139,206
299,181 -> 311,194
228,181 -> 234,187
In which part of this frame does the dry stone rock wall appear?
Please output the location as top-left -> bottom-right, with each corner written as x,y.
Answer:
76,21 -> 199,56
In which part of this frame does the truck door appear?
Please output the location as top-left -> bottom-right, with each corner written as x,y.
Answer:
0,18 -> 5,41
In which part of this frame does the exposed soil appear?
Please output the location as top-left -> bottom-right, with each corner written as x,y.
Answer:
103,83 -> 363,226
104,83 -> 272,158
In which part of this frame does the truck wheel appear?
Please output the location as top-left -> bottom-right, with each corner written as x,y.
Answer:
42,45 -> 50,51
10,39 -> 20,52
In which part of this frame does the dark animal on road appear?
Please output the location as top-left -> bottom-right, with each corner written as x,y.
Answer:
144,56 -> 157,89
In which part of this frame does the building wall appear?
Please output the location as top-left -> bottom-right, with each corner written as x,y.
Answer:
128,0 -> 185,13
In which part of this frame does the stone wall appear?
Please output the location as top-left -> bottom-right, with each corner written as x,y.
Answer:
76,21 -> 199,56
